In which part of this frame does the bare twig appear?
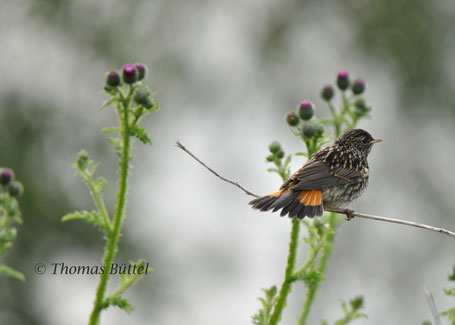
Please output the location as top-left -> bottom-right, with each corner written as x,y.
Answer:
424,286 -> 441,325
176,140 -> 260,198
324,208 -> 455,238
176,140 -> 455,239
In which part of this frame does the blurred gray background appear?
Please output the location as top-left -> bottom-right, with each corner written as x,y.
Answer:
1,0 -> 455,324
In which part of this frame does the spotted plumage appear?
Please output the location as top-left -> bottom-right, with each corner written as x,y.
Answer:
249,129 -> 381,219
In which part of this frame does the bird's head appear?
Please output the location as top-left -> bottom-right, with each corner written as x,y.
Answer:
335,129 -> 382,155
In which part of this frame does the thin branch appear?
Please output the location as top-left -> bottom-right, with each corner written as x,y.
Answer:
176,140 -> 455,239
424,286 -> 441,325
325,208 -> 455,239
176,140 -> 260,198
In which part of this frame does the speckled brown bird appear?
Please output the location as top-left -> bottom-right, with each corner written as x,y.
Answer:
249,129 -> 381,219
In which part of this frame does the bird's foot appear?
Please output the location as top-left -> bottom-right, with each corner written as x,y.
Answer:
344,209 -> 355,221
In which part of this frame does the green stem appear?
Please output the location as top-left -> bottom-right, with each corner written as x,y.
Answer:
87,179 -> 111,232
269,218 -> 301,325
297,213 -> 337,325
328,102 -> 341,137
293,241 -> 323,278
341,92 -> 349,115
88,89 -> 132,325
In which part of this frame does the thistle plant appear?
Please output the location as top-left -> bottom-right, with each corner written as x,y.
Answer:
62,63 -> 158,325
0,168 -> 24,281
253,70 -> 371,325
441,267 -> 455,323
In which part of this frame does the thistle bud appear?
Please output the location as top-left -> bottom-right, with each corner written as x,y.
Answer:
122,64 -> 137,84
352,78 -> 365,95
321,85 -> 334,101
286,112 -> 299,126
350,296 -> 364,310
336,70 -> 349,90
268,141 -> 281,154
0,168 -> 14,185
134,87 -> 150,105
354,98 -> 370,112
76,151 -> 89,170
105,71 -> 121,87
316,123 -> 324,137
302,122 -> 317,138
266,155 -> 274,162
298,101 -> 314,121
276,150 -> 285,159
8,181 -> 23,197
136,63 -> 146,80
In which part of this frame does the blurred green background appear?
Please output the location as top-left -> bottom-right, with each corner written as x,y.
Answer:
1,0 -> 455,324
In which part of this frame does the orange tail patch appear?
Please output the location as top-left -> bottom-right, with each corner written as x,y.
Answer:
298,189 -> 322,206
269,189 -> 289,197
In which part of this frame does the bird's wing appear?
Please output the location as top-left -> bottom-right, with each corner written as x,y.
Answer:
284,160 -> 362,191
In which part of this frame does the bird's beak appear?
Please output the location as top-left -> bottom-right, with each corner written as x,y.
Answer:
369,139 -> 382,145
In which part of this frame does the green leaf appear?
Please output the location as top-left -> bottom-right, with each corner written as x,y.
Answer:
448,267 -> 455,282
283,154 -> 292,168
441,307 -> 455,320
150,101 -> 160,111
103,296 -> 133,313
108,137 -> 122,151
334,296 -> 367,325
62,210 -> 108,231
129,125 -> 151,145
102,127 -> 121,133
252,286 -> 277,325
98,98 -> 116,110
0,264 -> 25,281
94,177 -> 107,194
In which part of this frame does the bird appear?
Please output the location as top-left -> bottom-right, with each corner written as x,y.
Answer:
249,129 -> 382,219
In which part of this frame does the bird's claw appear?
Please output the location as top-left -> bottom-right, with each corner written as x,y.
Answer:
345,209 -> 355,221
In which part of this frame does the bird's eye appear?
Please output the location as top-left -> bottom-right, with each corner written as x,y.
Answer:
362,138 -> 369,144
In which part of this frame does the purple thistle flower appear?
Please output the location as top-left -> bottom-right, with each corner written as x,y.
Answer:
106,71 -> 121,87
321,84 -> 334,101
286,112 -> 300,126
0,168 -> 14,185
136,63 -> 146,80
352,78 -> 365,95
122,64 -> 137,84
298,101 -> 314,121
336,70 -> 350,90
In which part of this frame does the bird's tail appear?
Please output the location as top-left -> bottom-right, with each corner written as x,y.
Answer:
249,189 -> 323,219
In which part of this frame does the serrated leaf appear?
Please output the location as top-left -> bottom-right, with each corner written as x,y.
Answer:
62,210 -> 108,231
104,296 -> 133,313
150,101 -> 160,111
252,286 -> 277,325
284,154 -> 292,167
0,264 -> 25,281
98,98 -> 116,110
108,137 -> 122,151
129,126 -> 151,144
94,177 -> 107,193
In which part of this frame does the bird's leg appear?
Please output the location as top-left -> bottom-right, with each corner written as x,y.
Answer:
344,209 -> 355,221
324,206 -> 355,220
